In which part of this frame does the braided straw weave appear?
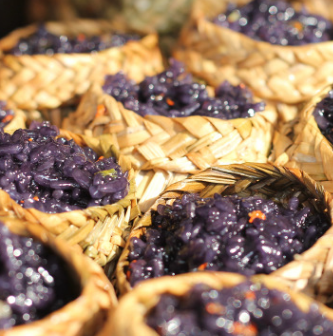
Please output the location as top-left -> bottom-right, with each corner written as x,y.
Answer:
0,19 -> 163,111
101,272 -> 333,336
2,106 -> 26,135
0,216 -> 117,336
62,83 -> 277,212
0,129 -> 138,270
174,0 -> 333,122
116,163 -> 333,305
272,84 -> 333,195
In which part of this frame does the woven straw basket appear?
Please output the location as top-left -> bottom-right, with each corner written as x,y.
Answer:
2,105 -> 26,135
0,19 -> 163,111
174,0 -> 333,123
101,272 -> 333,336
62,83 -> 277,212
0,215 -> 117,336
116,163 -> 333,305
273,84 -> 333,195
0,129 -> 138,272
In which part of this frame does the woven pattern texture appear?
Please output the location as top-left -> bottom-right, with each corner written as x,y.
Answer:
0,129 -> 139,269
174,0 -> 333,122
63,84 -> 277,211
273,84 -> 333,194
116,163 -> 333,305
0,216 -> 117,336
0,19 -> 163,110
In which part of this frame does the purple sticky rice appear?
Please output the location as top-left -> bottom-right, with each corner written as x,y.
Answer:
8,24 -> 140,55
0,221 -> 80,328
0,121 -> 128,214
313,90 -> 333,144
102,59 -> 265,119
127,193 -> 329,286
213,0 -> 333,46
147,281 -> 333,336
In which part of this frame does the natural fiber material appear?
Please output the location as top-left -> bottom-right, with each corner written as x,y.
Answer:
0,19 -> 163,111
0,215 -> 117,336
272,84 -> 333,194
63,83 -> 277,212
116,163 -> 333,305
3,107 -> 26,134
0,129 -> 138,270
102,272 -> 333,336
174,0 -> 333,122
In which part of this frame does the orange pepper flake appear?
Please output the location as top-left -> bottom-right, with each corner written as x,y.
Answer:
28,138 -> 33,142
233,322 -> 257,336
205,302 -> 225,314
20,200 -> 24,204
239,83 -> 246,89
245,291 -> 256,301
33,196 -> 39,201
293,21 -> 304,31
77,33 -> 86,41
95,104 -> 106,118
2,115 -> 14,123
198,262 -> 208,271
166,98 -> 175,106
248,210 -> 266,223
126,270 -> 131,279
97,156 -> 105,162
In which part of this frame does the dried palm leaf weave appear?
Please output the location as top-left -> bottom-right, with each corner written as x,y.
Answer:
62,83 -> 277,212
0,129 -> 138,270
0,19 -> 163,111
0,215 -> 117,336
174,0 -> 333,123
103,272 -> 333,336
116,163 -> 333,306
272,84 -> 333,196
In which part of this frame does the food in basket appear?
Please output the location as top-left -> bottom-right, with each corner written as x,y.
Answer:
8,24 -> 140,55
313,90 -> 333,144
126,193 -> 329,286
0,221 -> 80,328
0,121 -> 128,213
102,60 -> 265,118
147,280 -> 333,336
213,0 -> 332,46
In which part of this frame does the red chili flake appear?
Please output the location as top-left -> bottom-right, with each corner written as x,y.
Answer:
97,156 -> 105,162
20,200 -> 24,204
166,98 -> 175,106
248,210 -> 266,223
198,262 -> 208,271
126,270 -> 131,280
2,115 -> 14,123
245,291 -> 256,301
77,33 -> 86,41
233,322 -> 257,336
95,104 -> 106,118
205,302 -> 225,314
33,196 -> 39,201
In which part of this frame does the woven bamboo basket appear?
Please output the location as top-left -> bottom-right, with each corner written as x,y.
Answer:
62,83 -> 277,212
0,215 -> 117,336
272,84 -> 333,195
0,19 -> 163,111
0,129 -> 138,272
101,272 -> 333,336
116,163 -> 333,305
1,104 -> 27,134
174,0 -> 333,123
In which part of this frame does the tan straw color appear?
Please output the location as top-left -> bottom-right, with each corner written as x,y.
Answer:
0,129 -> 138,271
63,83 -> 277,212
101,272 -> 333,336
2,106 -> 27,135
0,216 -> 117,336
174,0 -> 333,123
272,84 -> 333,194
116,163 -> 333,305
0,19 -> 163,111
